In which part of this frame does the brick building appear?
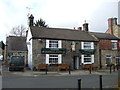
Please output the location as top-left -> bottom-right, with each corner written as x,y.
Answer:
90,32 -> 120,68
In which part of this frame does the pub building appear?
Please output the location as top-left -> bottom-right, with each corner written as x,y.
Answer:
27,14 -> 99,70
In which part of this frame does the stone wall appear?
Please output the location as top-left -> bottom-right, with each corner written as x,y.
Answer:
32,39 -> 99,70
32,39 -> 46,67
113,25 -> 120,38
101,50 -> 119,68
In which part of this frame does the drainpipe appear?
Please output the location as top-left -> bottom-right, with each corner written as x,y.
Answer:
99,49 -> 102,69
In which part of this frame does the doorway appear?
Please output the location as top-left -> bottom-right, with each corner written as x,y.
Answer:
73,56 -> 79,70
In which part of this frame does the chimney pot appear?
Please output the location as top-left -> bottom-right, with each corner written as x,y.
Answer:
76,27 -> 82,30
29,14 -> 34,26
83,23 -> 89,31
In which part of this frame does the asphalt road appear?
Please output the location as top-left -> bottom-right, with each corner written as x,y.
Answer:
2,74 -> 118,89
1,61 -> 119,89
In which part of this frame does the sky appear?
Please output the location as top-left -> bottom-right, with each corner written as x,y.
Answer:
0,0 -> 119,43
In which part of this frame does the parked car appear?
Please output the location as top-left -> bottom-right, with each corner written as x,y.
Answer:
9,56 -> 25,71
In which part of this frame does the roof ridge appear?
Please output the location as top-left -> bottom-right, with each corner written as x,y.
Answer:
32,26 -> 85,32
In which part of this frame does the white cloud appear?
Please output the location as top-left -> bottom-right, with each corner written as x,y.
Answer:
0,0 -> 119,42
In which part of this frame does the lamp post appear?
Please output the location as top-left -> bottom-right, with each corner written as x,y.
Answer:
5,44 -> 8,63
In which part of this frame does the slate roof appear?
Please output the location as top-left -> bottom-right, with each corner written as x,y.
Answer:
30,26 -> 98,42
90,32 -> 120,40
7,36 -> 28,52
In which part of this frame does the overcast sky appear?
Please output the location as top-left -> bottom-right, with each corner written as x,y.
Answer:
0,0 -> 119,43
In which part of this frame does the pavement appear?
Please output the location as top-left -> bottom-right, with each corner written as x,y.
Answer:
2,67 -> 119,77
1,61 -> 119,76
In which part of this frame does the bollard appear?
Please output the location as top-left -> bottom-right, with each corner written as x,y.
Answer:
45,65 -> 47,75
113,65 -> 115,72
100,75 -> 102,90
118,70 -> 120,87
117,65 -> 119,71
110,65 -> 112,74
89,65 -> 92,74
78,79 -> 81,90
69,65 -> 71,75
118,65 -> 120,70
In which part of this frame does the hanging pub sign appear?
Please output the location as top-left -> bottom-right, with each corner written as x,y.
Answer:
41,48 -> 66,54
71,41 -> 75,51
79,49 -> 96,54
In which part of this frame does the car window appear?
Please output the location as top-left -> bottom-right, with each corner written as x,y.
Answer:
10,56 -> 24,64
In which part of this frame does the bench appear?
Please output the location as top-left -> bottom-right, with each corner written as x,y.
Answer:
38,64 -> 49,71
83,64 -> 92,70
57,64 -> 69,71
83,64 -> 99,70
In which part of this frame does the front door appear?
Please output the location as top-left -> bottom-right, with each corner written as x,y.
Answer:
73,56 -> 79,70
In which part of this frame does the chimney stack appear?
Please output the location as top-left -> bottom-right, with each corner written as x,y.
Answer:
83,23 -> 89,31
29,14 -> 34,26
74,27 -> 82,30
107,18 -> 117,34
113,18 -> 117,25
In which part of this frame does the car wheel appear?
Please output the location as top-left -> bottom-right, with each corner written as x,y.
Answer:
8,67 -> 12,71
21,68 -> 24,72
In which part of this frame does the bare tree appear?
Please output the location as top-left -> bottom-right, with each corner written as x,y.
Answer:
10,25 -> 26,36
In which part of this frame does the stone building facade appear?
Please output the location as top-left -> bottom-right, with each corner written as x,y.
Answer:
29,38 -> 99,70
27,15 -> 120,70
6,36 -> 28,66
27,15 -> 99,70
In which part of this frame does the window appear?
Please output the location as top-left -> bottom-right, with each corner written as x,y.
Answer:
116,56 -> 120,64
112,42 -> 117,50
111,40 -> 117,50
49,40 -> 58,48
81,42 -> 94,49
106,55 -> 112,65
45,40 -> 62,64
84,42 -> 91,49
84,54 -> 91,63
49,54 -> 58,64
46,40 -> 61,48
81,54 -> 94,64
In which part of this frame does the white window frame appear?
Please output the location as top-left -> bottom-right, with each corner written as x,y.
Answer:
49,40 -> 58,48
116,56 -> 120,64
46,54 -> 62,64
81,54 -> 94,64
49,54 -> 59,64
46,40 -> 62,48
81,42 -> 94,49
106,55 -> 112,65
111,40 -> 117,50
45,40 -> 62,64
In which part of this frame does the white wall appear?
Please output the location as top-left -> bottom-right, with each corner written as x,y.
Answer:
27,28 -> 33,70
